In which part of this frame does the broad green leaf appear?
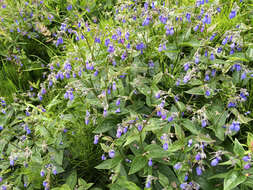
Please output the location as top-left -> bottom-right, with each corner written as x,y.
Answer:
164,50 -> 179,61
247,133 -> 253,151
167,140 -> 185,153
95,156 -> 122,170
208,172 -> 229,180
144,144 -> 168,158
233,139 -> 245,157
175,124 -> 185,140
224,171 -> 246,190
185,86 -> 204,95
128,155 -> 147,175
116,176 -> 141,190
95,159 -> 113,170
231,109 -> 253,124
152,72 -> 163,85
66,170 -> 77,190
78,178 -> 94,190
51,184 -> 71,190
182,119 -> 200,135
93,117 -> 117,133
175,101 -> 186,112
196,134 -> 215,143
158,172 -> 170,188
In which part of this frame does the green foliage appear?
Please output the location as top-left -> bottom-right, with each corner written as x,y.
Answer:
0,0 -> 253,190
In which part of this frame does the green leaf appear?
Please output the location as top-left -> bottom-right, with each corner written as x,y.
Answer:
93,117 -> 117,133
128,155 -> 147,175
144,144 -> 168,158
247,133 -> 253,149
224,171 -> 246,190
233,139 -> 245,157
95,156 -> 122,170
185,86 -> 204,95
116,176 -> 141,190
66,170 -> 77,190
175,101 -> 186,112
182,119 -> 200,135
95,159 -> 113,170
152,72 -> 163,85
78,178 -> 94,190
164,50 -> 179,62
167,140 -> 185,153
231,109 -> 253,124
196,134 -> 215,143
144,118 -> 164,131
174,124 -> 185,140
51,184 -> 71,190
158,172 -> 170,188
208,172 -> 229,180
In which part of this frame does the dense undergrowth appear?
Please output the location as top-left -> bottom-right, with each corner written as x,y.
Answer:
0,0 -> 253,190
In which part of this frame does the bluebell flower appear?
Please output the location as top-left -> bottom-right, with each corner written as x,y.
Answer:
43,181 -> 48,187
196,166 -> 202,175
52,168 -> 57,175
142,17 -> 151,26
195,153 -> 201,161
186,13 -> 191,22
95,37 -> 101,43
222,36 -> 228,45
205,50 -> 208,57
121,52 -> 127,60
180,183 -> 187,189
163,142 -> 168,150
125,32 -> 130,40
210,33 -> 217,41
40,170 -> 45,177
10,159 -> 14,166
228,102 -> 236,108
211,158 -> 219,166
229,10 -> 236,19
137,125 -> 143,131
159,15 -> 167,24
116,99 -> 121,106
108,45 -> 114,53
116,128 -> 122,138
229,121 -> 240,132
56,37 -> 63,47
148,158 -> 153,166
101,154 -> 106,160
205,75 -> 210,81
188,139 -> 193,147
174,163 -> 182,170
195,56 -> 200,64
194,24 -> 199,31
109,150 -> 115,158
136,43 -> 145,51
244,163 -> 251,170
168,116 -> 174,122
161,113 -> 167,120
243,156 -> 250,162
241,72 -> 246,80
145,181 -> 151,188
217,47 -> 222,53
184,63 -> 190,71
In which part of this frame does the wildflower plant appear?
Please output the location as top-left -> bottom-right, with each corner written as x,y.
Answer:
0,0 -> 253,190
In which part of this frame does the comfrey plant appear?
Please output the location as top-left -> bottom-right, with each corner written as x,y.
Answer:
0,0 -> 253,190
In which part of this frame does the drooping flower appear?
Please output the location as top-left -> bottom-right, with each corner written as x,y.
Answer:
174,163 -> 182,170
109,150 -> 115,158
229,10 -> 236,19
211,158 -> 219,166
